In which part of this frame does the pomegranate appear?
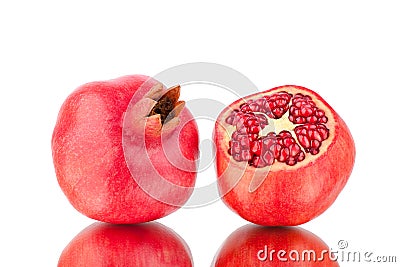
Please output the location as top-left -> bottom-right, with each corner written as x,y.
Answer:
212,224 -> 339,266
52,75 -> 198,223
214,85 -> 355,226
58,222 -> 193,266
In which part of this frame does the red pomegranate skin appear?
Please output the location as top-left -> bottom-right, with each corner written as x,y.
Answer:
52,75 -> 199,223
212,224 -> 339,266
214,85 -> 355,226
58,222 -> 193,267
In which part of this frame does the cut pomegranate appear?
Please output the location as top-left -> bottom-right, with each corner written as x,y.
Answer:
214,85 -> 355,226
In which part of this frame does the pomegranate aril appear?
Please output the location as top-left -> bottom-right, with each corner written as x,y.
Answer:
233,112 -> 246,125
249,103 -> 259,112
282,137 -> 294,147
290,107 -> 300,117
226,90 -> 331,168
243,150 -> 252,161
237,135 -> 250,147
264,92 -> 292,119
297,151 -> 305,161
300,106 -> 313,117
248,125 -> 261,134
316,110 -> 325,117
289,93 -> 328,124
255,98 -> 266,109
252,156 -> 268,168
232,153 -> 241,161
237,126 -> 248,134
232,141 -> 241,154
242,118 -> 253,127
298,134 -> 310,149
240,103 -> 252,113
307,116 -> 318,123
225,116 -> 234,125
278,148 -> 290,162
262,137 -> 275,148
309,130 -> 322,142
294,117 -> 306,124
273,144 -> 282,158
263,151 -> 275,165
294,124 -> 329,155
248,134 -> 258,141
250,140 -> 262,156
318,127 -> 329,140
286,158 -> 296,166
276,99 -> 286,107
280,130 -> 292,138
289,143 -> 301,157
311,140 -> 320,149
294,101 -> 302,108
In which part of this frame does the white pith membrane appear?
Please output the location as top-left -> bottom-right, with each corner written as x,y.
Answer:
222,86 -> 335,171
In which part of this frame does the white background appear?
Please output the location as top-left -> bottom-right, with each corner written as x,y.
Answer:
1,1 -> 399,266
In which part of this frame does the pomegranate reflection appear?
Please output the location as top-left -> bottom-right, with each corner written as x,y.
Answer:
212,225 -> 339,266
58,222 -> 193,267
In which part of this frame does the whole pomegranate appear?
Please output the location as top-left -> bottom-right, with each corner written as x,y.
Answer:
58,222 -> 193,267
212,224 -> 339,266
214,85 -> 355,226
52,75 -> 198,223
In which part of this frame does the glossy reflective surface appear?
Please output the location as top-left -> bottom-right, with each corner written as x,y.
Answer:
58,222 -> 193,267
212,224 -> 339,266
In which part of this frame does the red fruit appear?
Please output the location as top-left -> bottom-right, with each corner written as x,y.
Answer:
52,75 -> 198,223
212,224 -> 339,266
214,85 -> 355,226
58,222 -> 193,267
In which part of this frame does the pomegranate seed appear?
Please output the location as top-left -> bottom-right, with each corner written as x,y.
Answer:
316,110 -> 325,117
298,134 -> 310,149
286,158 -> 296,166
249,103 -> 259,112
240,103 -> 252,113
241,150 -> 252,161
248,125 -> 261,134
278,148 -> 290,162
289,143 -> 300,157
298,151 -> 305,161
237,126 -> 248,134
248,134 -> 258,141
232,153 -> 241,161
263,151 -> 275,165
273,144 -> 282,158
232,141 -> 241,154
311,139 -> 321,149
252,156 -> 268,168
226,91 -> 329,168
225,116 -> 234,124
250,140 -> 262,156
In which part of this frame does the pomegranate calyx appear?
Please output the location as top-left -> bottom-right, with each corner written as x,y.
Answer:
125,84 -> 185,139
149,85 -> 184,124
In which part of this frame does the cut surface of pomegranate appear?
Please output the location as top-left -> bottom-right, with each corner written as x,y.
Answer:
225,90 -> 331,167
214,85 -> 355,226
